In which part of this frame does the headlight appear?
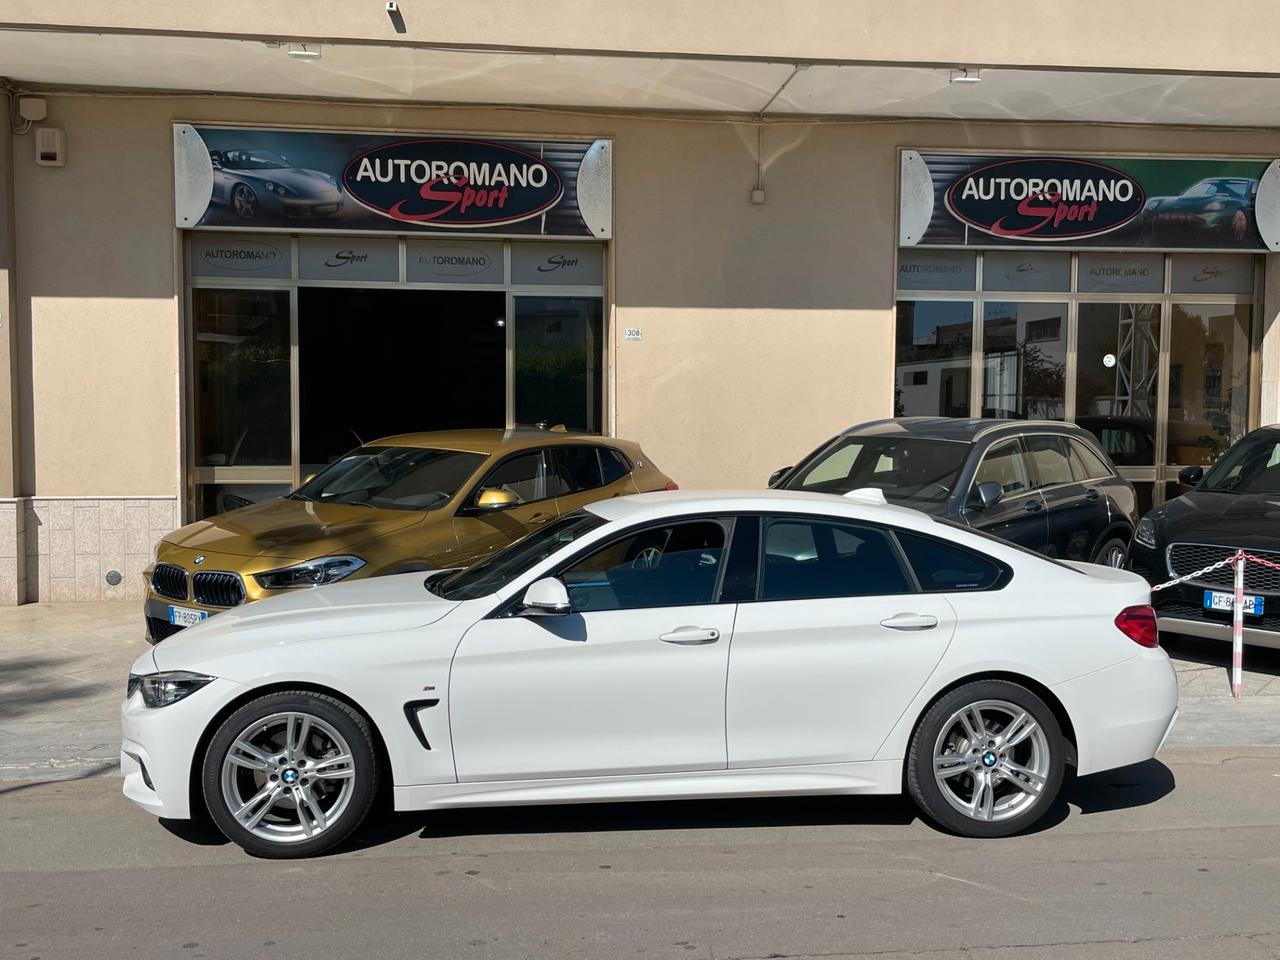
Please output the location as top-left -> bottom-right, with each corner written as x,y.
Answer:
1203,201 -> 1225,212
130,671 -> 215,708
255,555 -> 366,590
264,180 -> 294,196
1134,516 -> 1157,549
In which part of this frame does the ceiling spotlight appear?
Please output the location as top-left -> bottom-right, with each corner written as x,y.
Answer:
287,43 -> 322,61
950,68 -> 982,84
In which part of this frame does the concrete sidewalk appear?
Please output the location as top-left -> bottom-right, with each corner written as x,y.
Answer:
0,601 -> 1277,782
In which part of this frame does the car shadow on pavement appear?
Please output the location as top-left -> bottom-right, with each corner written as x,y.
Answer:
0,655 -> 98,721
156,759 -> 1178,855
1162,633 -> 1280,678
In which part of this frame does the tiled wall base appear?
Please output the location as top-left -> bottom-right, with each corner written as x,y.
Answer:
2,496 -> 179,604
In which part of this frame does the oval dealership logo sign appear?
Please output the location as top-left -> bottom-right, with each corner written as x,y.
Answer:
945,158 -> 1145,241
342,138 -> 564,228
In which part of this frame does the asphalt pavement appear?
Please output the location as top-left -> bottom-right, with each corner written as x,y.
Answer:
1,603 -> 1279,960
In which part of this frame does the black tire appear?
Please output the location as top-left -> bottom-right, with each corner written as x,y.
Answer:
907,679 -> 1065,838
1092,536 -> 1128,569
201,691 -> 379,858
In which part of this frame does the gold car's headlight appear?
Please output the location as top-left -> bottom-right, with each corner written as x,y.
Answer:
255,556 -> 366,590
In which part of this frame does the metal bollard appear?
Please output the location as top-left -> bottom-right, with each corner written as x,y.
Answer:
1232,550 -> 1244,701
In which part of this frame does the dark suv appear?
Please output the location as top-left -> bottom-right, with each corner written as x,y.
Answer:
771,418 -> 1138,567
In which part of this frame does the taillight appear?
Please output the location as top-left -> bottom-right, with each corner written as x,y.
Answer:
1115,605 -> 1159,648
664,480 -> 679,491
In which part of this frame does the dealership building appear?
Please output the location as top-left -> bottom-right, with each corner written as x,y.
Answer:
3,0 -> 1280,604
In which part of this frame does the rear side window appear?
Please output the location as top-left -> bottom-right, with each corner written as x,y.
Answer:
1067,439 -> 1114,481
554,446 -> 604,493
1024,435 -> 1074,488
599,447 -> 631,485
895,531 -> 1008,592
760,518 -> 912,601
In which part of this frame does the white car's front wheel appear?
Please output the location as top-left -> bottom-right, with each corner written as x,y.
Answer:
907,680 -> 1065,838
202,692 -> 379,858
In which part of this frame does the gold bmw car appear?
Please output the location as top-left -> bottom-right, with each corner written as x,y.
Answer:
144,429 -> 676,642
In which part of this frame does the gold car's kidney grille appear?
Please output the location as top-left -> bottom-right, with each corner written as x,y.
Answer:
151,563 -> 189,602
192,572 -> 247,608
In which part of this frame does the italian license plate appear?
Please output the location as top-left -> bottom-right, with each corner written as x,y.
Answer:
1203,590 -> 1264,615
168,605 -> 208,627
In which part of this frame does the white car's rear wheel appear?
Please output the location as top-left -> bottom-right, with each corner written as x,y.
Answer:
907,680 -> 1065,838
202,691 -> 378,858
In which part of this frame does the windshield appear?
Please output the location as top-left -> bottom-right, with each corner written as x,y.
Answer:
432,511 -> 607,601
786,436 -> 970,504
223,149 -> 291,170
290,446 -> 485,510
1198,435 -> 1280,495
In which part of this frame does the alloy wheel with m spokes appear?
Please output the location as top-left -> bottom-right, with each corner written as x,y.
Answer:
219,710 -> 357,845
932,698 -> 1051,823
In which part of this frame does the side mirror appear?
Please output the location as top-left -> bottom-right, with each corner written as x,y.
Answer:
974,481 -> 1004,510
474,487 -> 519,511
521,577 -> 570,616
767,466 -> 793,489
1178,465 -> 1204,486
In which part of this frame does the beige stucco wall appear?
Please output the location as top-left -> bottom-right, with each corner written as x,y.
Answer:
12,95 -> 1280,498
4,0 -> 1280,76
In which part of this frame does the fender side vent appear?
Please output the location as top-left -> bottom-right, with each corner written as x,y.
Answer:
403,699 -> 440,750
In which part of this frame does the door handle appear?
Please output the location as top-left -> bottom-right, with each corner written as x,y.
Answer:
880,613 -> 939,631
1024,499 -> 1043,513
659,626 -> 720,645
1085,489 -> 1100,501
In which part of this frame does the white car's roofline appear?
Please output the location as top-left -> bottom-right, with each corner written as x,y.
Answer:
583,489 -> 935,529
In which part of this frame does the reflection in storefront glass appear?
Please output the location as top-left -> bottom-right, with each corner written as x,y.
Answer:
199,483 -> 291,519
894,301 -> 973,418
981,302 -> 1067,420
1168,304 -> 1251,465
192,289 -> 290,468
1075,303 -> 1160,466
513,297 -> 603,433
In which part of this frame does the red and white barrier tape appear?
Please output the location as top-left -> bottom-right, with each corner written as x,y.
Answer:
1149,549 -> 1257,700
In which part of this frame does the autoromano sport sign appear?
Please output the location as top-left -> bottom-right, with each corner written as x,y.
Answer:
173,124 -> 612,239
901,151 -> 1278,249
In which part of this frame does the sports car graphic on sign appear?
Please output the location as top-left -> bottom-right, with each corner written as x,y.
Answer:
209,149 -> 344,222
1138,177 -> 1259,243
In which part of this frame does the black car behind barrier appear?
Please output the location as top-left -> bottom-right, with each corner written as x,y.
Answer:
1129,426 -> 1280,650
771,418 -> 1138,568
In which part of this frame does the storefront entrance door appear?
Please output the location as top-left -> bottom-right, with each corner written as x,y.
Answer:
298,287 -> 507,478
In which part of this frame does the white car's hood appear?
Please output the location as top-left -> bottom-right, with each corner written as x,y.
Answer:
152,572 -> 459,672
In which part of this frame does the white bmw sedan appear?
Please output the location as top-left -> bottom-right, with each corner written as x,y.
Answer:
122,489 -> 1177,858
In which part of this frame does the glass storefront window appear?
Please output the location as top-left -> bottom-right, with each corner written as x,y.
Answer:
895,300 -> 973,417
1167,303 -> 1251,465
1077,252 -> 1164,294
982,252 -> 1070,292
1170,253 -> 1254,295
981,301 -> 1067,419
513,297 -> 604,433
199,483 -> 291,517
896,250 -> 977,292
1074,302 -> 1161,466
192,288 -> 290,468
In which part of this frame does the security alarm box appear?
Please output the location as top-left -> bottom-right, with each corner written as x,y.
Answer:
35,128 -> 65,167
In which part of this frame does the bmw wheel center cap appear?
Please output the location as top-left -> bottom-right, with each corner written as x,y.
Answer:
281,768 -> 299,784
981,751 -> 998,768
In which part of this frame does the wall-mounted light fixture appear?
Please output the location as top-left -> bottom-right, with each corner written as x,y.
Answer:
949,68 -> 982,84
287,43 -> 322,61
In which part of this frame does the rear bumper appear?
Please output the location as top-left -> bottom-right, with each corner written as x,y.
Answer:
1052,648 -> 1178,776
1155,616 -> 1280,651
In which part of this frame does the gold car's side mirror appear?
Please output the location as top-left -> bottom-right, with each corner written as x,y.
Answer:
475,487 -> 520,511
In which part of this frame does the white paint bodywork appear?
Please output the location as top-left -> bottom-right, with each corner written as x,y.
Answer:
121,490 -> 1177,822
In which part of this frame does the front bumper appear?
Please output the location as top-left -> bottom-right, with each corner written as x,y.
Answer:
1130,541 -> 1280,650
120,676 -> 246,820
